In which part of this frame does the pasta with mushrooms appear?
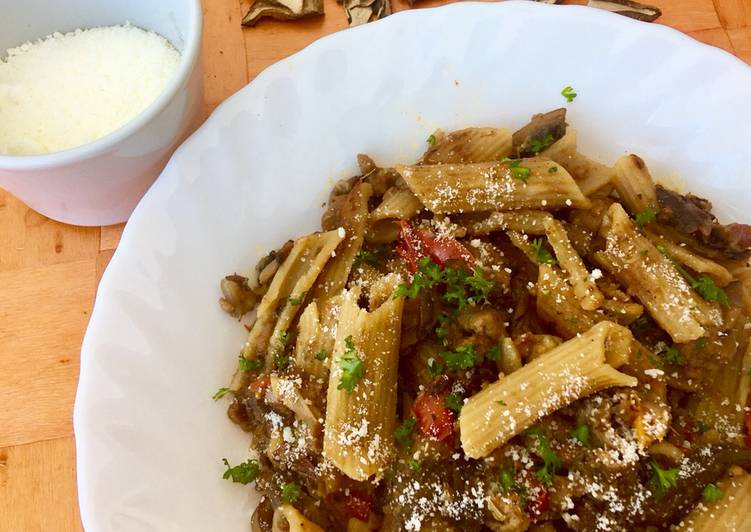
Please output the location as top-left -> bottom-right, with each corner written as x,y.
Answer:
215,108 -> 751,531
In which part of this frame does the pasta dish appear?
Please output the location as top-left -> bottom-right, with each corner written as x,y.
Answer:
215,108 -> 751,531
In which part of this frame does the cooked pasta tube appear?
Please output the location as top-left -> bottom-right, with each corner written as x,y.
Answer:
544,218 -> 604,310
674,470 -> 751,531
421,127 -> 512,164
459,321 -> 637,458
269,375 -> 322,432
294,301 -> 329,378
396,159 -> 590,214
612,154 -> 658,216
323,287 -> 403,480
541,130 -> 614,196
233,229 -> 344,387
370,187 -> 424,222
466,210 -> 552,236
597,203 -> 721,343
536,264 -> 598,339
644,229 -> 733,286
272,504 -> 324,532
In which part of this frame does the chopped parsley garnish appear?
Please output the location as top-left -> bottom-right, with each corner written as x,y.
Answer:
435,324 -> 449,344
486,344 -> 501,361
696,420 -> 712,434
695,338 -> 707,349
445,393 -> 464,413
702,483 -> 723,503
501,157 -> 531,182
337,335 -> 364,392
278,330 -> 290,346
408,459 -> 422,471
497,399 -> 507,407
213,387 -> 231,401
635,205 -> 659,227
394,416 -> 417,450
499,469 -> 514,492
222,458 -> 260,484
427,133 -> 437,146
287,291 -> 306,305
441,344 -> 479,371
274,352 -> 291,370
353,248 -> 388,269
396,258 -> 495,314
570,424 -> 590,447
238,355 -> 262,372
528,133 -> 555,154
561,85 -> 577,102
314,350 -> 328,361
526,427 -> 561,486
531,238 -> 557,265
428,358 -> 444,378
649,460 -> 679,498
548,165 -> 558,174
281,482 -> 301,503
660,345 -> 684,366
656,246 -> 729,306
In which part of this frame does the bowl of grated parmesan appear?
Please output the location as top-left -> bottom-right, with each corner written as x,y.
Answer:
0,0 -> 203,226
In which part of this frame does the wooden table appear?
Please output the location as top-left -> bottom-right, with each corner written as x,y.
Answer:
1,0 -> 749,529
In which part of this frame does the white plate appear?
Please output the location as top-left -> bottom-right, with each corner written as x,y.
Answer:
74,2 -> 751,530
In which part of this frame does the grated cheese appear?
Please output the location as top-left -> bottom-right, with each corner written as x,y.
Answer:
0,24 -> 180,155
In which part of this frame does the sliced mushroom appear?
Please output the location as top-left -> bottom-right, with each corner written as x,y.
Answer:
587,0 -> 661,22
511,108 -> 567,157
219,274 -> 258,317
342,0 -> 391,27
242,0 -> 324,27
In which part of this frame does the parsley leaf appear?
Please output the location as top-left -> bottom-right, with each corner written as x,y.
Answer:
696,420 -> 712,434
238,355 -> 262,372
499,469 -> 514,492
497,399 -> 507,407
702,483 -> 723,503
441,344 -> 479,371
274,352 -> 291,370
445,393 -> 464,413
408,459 -> 422,471
428,358 -> 445,378
526,427 -> 561,486
501,157 -> 531,182
213,387 -> 231,401
531,238 -> 557,265
561,85 -> 577,102
548,165 -> 558,174
337,336 -> 365,392
222,458 -> 260,484
570,424 -> 590,447
395,416 -> 417,450
353,248 -> 388,269
281,482 -> 301,503
649,460 -> 679,498
395,257 -> 441,299
528,133 -> 555,154
465,267 -> 494,305
692,275 -> 729,306
287,291 -> 306,305
695,338 -> 707,349
486,344 -> 501,361
635,205 -> 659,227
660,345 -> 684,366
314,350 -> 327,361
427,133 -> 437,146
278,330 -> 290,346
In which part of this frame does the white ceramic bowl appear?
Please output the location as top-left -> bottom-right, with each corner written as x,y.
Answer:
0,0 -> 203,226
74,2 -> 751,530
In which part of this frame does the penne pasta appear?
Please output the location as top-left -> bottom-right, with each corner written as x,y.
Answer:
644,229 -> 733,286
541,129 -> 615,196
612,153 -> 658,216
370,186 -> 424,223
396,159 -> 590,214
466,210 -> 552,236
536,264 -> 598,339
596,202 -> 721,343
421,127 -> 513,164
543,217 -> 605,310
233,228 -> 344,388
459,321 -> 637,458
294,301 -> 329,378
674,470 -> 751,531
323,287 -> 403,480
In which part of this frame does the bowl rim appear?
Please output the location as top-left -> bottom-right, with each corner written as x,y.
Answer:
0,0 -> 203,170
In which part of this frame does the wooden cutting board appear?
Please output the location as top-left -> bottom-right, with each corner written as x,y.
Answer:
1,0 -> 749,528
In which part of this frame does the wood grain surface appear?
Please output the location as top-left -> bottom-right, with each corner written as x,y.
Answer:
1,0 -> 749,529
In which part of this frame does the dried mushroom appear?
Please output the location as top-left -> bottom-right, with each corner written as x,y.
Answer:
587,0 -> 662,22
242,0 -> 324,27
341,0 -> 391,27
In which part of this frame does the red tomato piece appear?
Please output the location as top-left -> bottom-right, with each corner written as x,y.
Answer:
413,392 -> 456,441
396,220 -> 475,273
327,489 -> 373,522
248,375 -> 270,397
525,479 -> 550,520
